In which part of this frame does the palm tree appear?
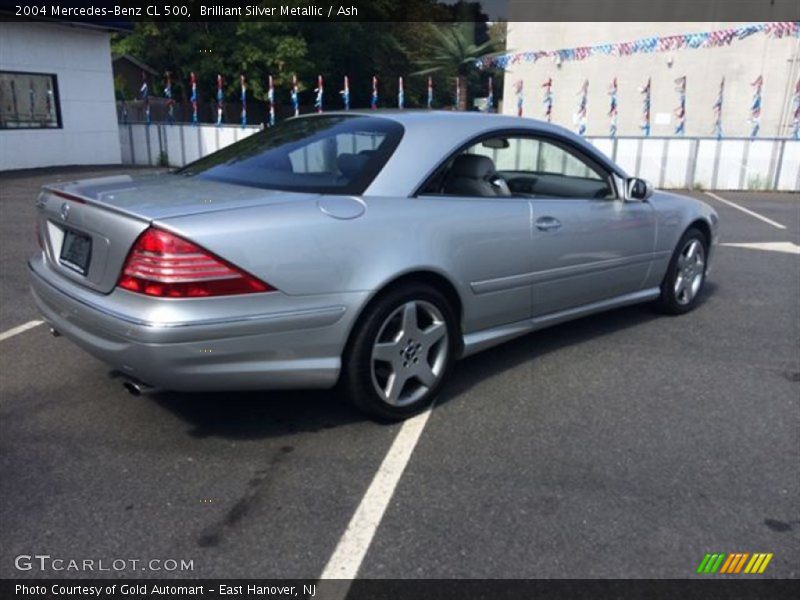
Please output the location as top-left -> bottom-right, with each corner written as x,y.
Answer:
412,23 -> 498,111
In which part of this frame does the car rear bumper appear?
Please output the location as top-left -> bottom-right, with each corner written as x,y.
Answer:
29,254 -> 368,391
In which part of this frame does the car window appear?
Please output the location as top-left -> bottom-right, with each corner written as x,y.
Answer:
423,135 -> 615,200
178,116 -> 402,195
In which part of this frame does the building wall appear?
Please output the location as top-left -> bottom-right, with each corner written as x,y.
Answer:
0,23 -> 121,170
502,22 -> 800,138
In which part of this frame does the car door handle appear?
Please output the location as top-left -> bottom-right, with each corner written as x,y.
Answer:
535,216 -> 562,231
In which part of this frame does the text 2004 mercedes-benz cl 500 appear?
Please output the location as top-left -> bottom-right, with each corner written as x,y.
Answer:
30,112 -> 718,420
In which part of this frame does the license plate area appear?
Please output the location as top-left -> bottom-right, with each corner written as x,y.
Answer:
59,229 -> 92,275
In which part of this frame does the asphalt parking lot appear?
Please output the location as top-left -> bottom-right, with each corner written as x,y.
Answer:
1,167 -> 798,581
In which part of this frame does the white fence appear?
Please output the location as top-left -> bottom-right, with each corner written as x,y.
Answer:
119,123 -> 261,168
119,123 -> 799,192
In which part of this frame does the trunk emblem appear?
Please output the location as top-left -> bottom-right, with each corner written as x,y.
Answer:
60,202 -> 70,221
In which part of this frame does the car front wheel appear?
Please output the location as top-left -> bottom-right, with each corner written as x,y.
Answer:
342,283 -> 456,421
657,228 -> 708,314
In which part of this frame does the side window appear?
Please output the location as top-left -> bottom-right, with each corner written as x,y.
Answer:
422,135 -> 615,200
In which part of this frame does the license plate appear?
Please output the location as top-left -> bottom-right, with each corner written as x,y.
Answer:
59,229 -> 92,275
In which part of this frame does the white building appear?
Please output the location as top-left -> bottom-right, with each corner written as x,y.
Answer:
0,22 -> 122,170
502,22 -> 800,138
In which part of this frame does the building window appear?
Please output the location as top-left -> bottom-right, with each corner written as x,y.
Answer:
0,71 -> 62,129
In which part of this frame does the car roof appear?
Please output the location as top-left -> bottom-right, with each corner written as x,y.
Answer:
302,110 -> 622,196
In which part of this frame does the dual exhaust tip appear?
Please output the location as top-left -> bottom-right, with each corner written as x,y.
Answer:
49,326 -> 159,397
122,380 -> 158,396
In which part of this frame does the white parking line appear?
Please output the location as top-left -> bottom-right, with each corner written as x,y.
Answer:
319,407 -> 433,587
0,320 -> 44,342
721,241 -> 800,255
704,192 -> 787,230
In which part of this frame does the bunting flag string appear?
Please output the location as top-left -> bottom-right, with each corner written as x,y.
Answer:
792,78 -> 800,140
640,77 -> 651,136
427,76 -> 433,109
139,71 -> 150,125
215,74 -> 224,126
240,75 -> 247,128
514,79 -> 523,117
485,76 -> 494,112
371,75 -> 378,109
479,22 -> 800,69
267,75 -> 275,126
674,76 -> 686,135
398,76 -> 404,109
712,77 -> 724,138
608,77 -> 618,137
340,75 -> 350,110
164,72 -> 175,124
189,72 -> 198,126
750,75 -> 763,138
314,75 -> 324,113
542,77 -> 552,122
291,74 -> 299,117
576,79 -> 588,135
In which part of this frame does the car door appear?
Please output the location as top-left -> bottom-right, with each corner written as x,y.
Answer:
417,146 -> 533,334
498,135 -> 657,316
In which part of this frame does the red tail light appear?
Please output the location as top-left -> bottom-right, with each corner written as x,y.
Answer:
118,227 -> 273,298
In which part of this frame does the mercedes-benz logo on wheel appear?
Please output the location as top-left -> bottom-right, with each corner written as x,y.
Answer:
60,202 -> 70,221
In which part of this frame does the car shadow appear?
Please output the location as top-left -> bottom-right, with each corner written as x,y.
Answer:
146,284 -> 718,438
435,286 -> 718,408
147,388 -> 364,440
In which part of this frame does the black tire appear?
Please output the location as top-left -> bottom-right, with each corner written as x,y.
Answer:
341,283 -> 457,421
656,227 -> 709,315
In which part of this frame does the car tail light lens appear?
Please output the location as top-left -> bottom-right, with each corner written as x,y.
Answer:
118,227 -> 274,298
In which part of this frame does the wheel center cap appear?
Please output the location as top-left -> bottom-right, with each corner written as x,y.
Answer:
402,340 -> 420,364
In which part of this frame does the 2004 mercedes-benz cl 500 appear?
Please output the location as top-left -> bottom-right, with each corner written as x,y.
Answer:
30,112 -> 718,419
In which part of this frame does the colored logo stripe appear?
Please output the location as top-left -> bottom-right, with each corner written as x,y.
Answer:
697,553 -> 725,573
697,553 -> 773,574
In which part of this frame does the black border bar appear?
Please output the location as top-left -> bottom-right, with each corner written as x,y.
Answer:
1,0 -> 799,23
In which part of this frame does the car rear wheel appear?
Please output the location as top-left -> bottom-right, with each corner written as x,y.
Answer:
657,228 -> 708,315
342,283 -> 456,421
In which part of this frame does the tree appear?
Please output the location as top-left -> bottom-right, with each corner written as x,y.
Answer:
411,22 -> 498,110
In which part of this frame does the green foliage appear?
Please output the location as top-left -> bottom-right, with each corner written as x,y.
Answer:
111,6 -> 503,110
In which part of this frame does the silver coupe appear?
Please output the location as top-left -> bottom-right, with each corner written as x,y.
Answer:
30,112 -> 718,419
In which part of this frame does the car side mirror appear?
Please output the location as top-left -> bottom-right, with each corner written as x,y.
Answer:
626,177 -> 653,201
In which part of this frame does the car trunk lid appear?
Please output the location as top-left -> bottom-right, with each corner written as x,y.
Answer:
36,174 -> 316,293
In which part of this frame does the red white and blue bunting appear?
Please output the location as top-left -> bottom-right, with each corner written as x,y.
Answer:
640,78 -> 651,137
541,77 -> 552,122
608,77 -> 618,137
240,74 -> 247,128
215,74 -> 224,126
576,79 -> 588,135
792,78 -> 800,140
164,72 -> 175,124
479,22 -> 799,69
291,74 -> 299,117
314,75 -> 324,113
189,72 -> 198,125
267,75 -> 276,126
340,75 -> 350,110
712,77 -> 724,139
750,75 -> 763,138
674,76 -> 686,136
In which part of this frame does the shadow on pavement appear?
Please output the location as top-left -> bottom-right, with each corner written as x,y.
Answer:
146,285 -> 718,437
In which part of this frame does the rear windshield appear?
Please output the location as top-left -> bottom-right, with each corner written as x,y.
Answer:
178,115 -> 403,194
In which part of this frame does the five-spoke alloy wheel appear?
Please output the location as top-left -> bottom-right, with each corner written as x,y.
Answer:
342,283 -> 456,421
657,228 -> 709,314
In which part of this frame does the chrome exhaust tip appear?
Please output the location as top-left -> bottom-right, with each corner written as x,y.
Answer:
123,380 -> 158,396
